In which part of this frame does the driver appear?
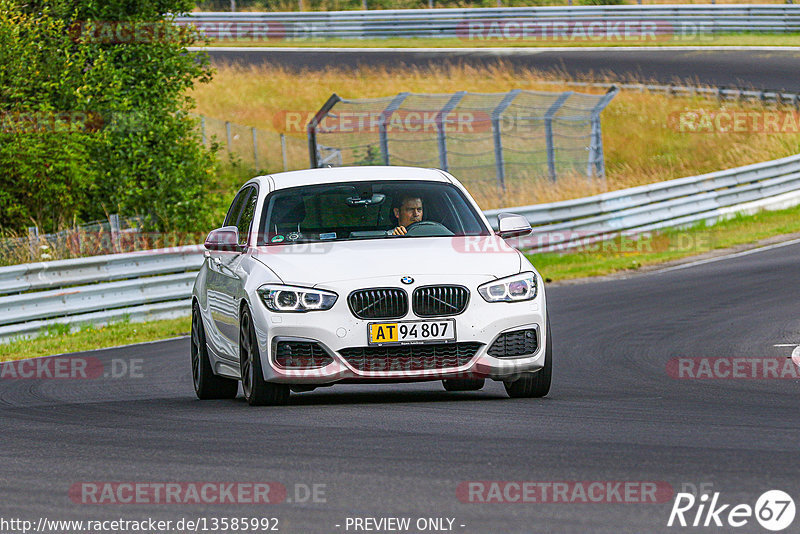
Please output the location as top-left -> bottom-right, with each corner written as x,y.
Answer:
390,195 -> 423,235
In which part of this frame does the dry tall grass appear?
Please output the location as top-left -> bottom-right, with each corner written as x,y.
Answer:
189,63 -> 800,209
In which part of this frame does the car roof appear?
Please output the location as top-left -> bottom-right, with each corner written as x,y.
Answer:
249,166 -> 453,191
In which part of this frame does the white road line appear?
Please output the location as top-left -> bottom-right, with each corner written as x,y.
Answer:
654,237 -> 800,275
774,344 -> 799,347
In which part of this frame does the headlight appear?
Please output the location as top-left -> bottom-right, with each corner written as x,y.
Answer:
258,284 -> 338,312
478,272 -> 537,303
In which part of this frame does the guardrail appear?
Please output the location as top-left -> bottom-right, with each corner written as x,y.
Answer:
537,81 -> 800,109
485,153 -> 800,252
0,247 -> 205,343
0,247 -> 203,295
179,5 -> 800,40
2,152 -> 800,342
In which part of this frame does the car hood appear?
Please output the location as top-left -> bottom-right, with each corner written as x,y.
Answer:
251,236 -> 522,286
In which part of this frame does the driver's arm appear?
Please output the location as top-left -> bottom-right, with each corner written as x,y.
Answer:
390,226 -> 408,236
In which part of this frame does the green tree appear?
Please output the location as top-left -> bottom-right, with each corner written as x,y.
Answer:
0,0 -> 217,232
0,5 -> 96,230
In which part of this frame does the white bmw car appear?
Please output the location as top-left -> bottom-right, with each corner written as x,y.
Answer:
191,166 -> 551,405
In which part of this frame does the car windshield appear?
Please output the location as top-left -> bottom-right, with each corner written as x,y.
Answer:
257,180 -> 490,245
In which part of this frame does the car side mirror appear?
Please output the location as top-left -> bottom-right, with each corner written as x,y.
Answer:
497,213 -> 532,239
205,226 -> 241,252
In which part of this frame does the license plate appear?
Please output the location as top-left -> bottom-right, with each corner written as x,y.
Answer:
368,319 -> 456,346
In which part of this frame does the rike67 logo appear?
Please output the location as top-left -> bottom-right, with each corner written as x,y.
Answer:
668,490 -> 796,531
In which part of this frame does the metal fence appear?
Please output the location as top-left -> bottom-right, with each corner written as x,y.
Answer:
0,215 -> 210,268
0,216 -> 145,267
179,6 -> 800,40
307,88 -> 618,189
196,115 -> 309,172
197,82 -> 800,181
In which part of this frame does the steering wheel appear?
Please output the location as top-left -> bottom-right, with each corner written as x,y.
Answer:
405,221 -> 454,237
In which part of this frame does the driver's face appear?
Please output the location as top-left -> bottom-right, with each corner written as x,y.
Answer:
395,198 -> 423,228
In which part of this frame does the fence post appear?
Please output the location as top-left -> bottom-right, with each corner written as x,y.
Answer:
544,91 -> 572,182
435,91 -> 466,172
252,127 -> 259,170
281,134 -> 288,171
378,92 -> 410,166
200,116 -> 206,145
307,94 -> 342,168
491,89 -> 520,191
587,86 -> 619,180
225,121 -> 232,154
109,214 -> 121,253
27,226 -> 39,260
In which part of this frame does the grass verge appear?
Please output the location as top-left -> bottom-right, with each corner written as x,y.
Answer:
204,33 -> 800,48
527,203 -> 800,282
0,316 -> 191,362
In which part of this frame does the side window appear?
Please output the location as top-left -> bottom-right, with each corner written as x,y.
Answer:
223,189 -> 248,228
237,187 -> 258,246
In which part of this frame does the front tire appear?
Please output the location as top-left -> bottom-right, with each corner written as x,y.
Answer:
240,306 -> 290,406
504,317 -> 552,399
191,304 -> 238,400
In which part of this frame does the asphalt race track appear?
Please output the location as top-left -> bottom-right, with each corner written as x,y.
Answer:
2,241 -> 799,533
201,47 -> 800,92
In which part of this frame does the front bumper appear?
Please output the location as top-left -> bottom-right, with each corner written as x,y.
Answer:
249,274 -> 547,384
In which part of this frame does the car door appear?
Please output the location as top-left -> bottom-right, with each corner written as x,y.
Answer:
215,186 -> 258,361
206,187 -> 255,361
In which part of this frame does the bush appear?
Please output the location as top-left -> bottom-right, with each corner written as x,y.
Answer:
0,0 -> 219,233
